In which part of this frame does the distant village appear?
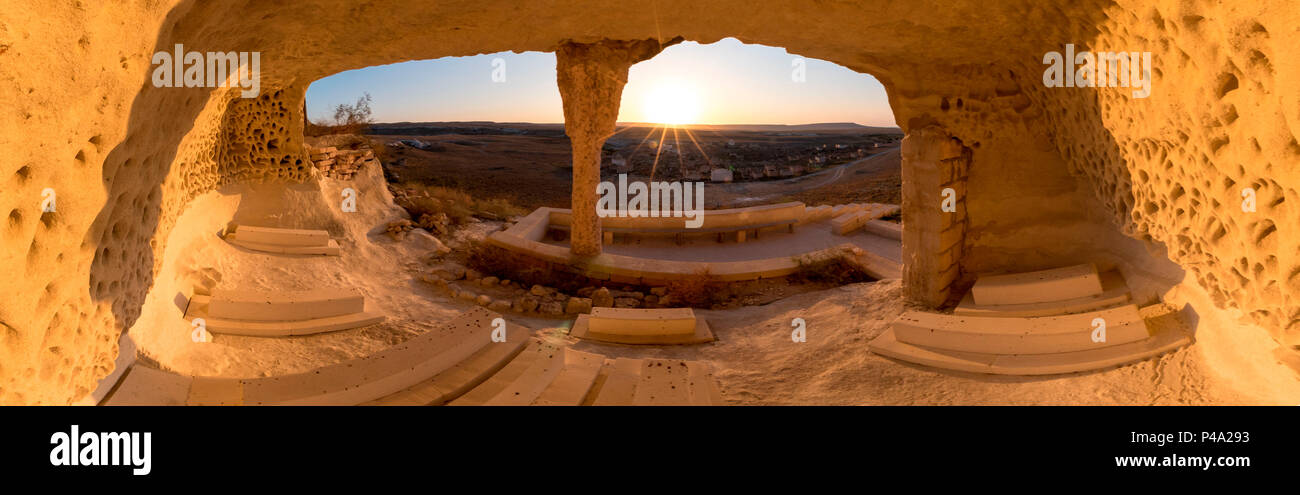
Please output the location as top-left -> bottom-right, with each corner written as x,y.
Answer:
601,132 -> 901,182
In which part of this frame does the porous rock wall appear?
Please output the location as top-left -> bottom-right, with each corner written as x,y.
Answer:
1032,1 -> 1300,344
0,0 -> 1296,403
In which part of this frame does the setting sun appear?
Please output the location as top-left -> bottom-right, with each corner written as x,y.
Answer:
643,79 -> 701,126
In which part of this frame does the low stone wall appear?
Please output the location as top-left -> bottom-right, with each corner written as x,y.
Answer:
548,201 -> 806,231
305,144 -> 377,180
488,207 -> 858,285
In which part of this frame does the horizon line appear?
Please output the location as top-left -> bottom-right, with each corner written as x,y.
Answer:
365,120 -> 902,129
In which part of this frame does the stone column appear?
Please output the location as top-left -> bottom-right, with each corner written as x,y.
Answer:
902,125 -> 970,307
555,38 -> 677,256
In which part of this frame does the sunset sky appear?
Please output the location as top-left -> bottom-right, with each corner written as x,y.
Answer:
306,38 -> 896,127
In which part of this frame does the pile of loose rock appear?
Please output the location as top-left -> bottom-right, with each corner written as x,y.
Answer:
306,144 -> 378,180
385,219 -> 418,240
420,263 -> 678,317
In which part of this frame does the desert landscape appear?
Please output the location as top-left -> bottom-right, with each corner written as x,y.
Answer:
365,121 -> 901,210
2,0 -> 1299,413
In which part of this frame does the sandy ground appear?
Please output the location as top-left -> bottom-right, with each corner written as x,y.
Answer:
120,161 -> 1300,405
125,163 -> 554,378
560,279 -> 1300,405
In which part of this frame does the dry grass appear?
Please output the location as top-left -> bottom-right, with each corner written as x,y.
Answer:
396,182 -> 526,225
368,137 -> 395,163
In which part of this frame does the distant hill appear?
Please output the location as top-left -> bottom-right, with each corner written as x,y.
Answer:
371,121 -> 902,135
625,122 -> 903,134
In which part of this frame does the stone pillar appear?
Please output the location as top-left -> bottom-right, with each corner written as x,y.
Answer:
555,38 -> 676,256
902,125 -> 971,307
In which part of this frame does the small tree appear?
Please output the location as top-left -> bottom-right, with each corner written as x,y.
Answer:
330,92 -> 374,134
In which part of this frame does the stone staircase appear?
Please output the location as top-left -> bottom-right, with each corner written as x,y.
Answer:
869,264 -> 1193,375
184,287 -> 384,337
223,224 -> 341,256
449,338 -> 724,406
103,308 -> 515,405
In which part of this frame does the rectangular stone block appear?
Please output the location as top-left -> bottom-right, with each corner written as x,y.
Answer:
971,263 -> 1105,306
587,308 -> 697,336
207,288 -> 365,322
234,226 -> 330,247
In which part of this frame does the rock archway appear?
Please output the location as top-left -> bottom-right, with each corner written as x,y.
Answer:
2,0 -> 1297,403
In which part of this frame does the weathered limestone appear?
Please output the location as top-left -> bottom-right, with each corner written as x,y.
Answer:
868,319 -> 1191,376
207,288 -> 364,321
863,219 -> 902,240
4,1 -> 1300,403
892,304 -> 1148,355
365,324 -> 531,406
901,126 -> 970,307
970,263 -> 1104,306
230,225 -> 329,246
956,269 -> 1132,318
103,308 -> 518,405
570,307 -> 715,345
304,144 -> 375,180
874,264 -> 1190,374
870,304 -> 1194,376
488,206 -> 864,285
451,339 -> 723,406
556,39 -> 678,256
184,288 -> 384,337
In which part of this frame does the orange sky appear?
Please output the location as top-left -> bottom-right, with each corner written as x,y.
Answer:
307,38 -> 896,127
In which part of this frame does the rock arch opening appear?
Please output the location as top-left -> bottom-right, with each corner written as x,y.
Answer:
3,1 -> 1299,404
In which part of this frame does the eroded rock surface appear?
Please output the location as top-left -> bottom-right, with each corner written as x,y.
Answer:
1,0 -> 1297,403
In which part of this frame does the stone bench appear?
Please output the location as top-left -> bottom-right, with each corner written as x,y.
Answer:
862,219 -> 902,240
224,225 -> 340,256
799,204 -> 834,225
550,202 -> 805,244
831,203 -> 866,217
891,304 -> 1149,355
488,208 -> 862,285
955,269 -> 1131,317
208,288 -> 364,321
548,201 -> 805,244
233,225 -> 329,246
104,308 -> 517,405
569,307 -> 715,345
969,263 -> 1104,306
185,294 -> 385,337
550,218 -> 796,244
831,210 -> 871,235
869,305 -> 1193,375
833,204 -> 902,235
184,288 -> 384,337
